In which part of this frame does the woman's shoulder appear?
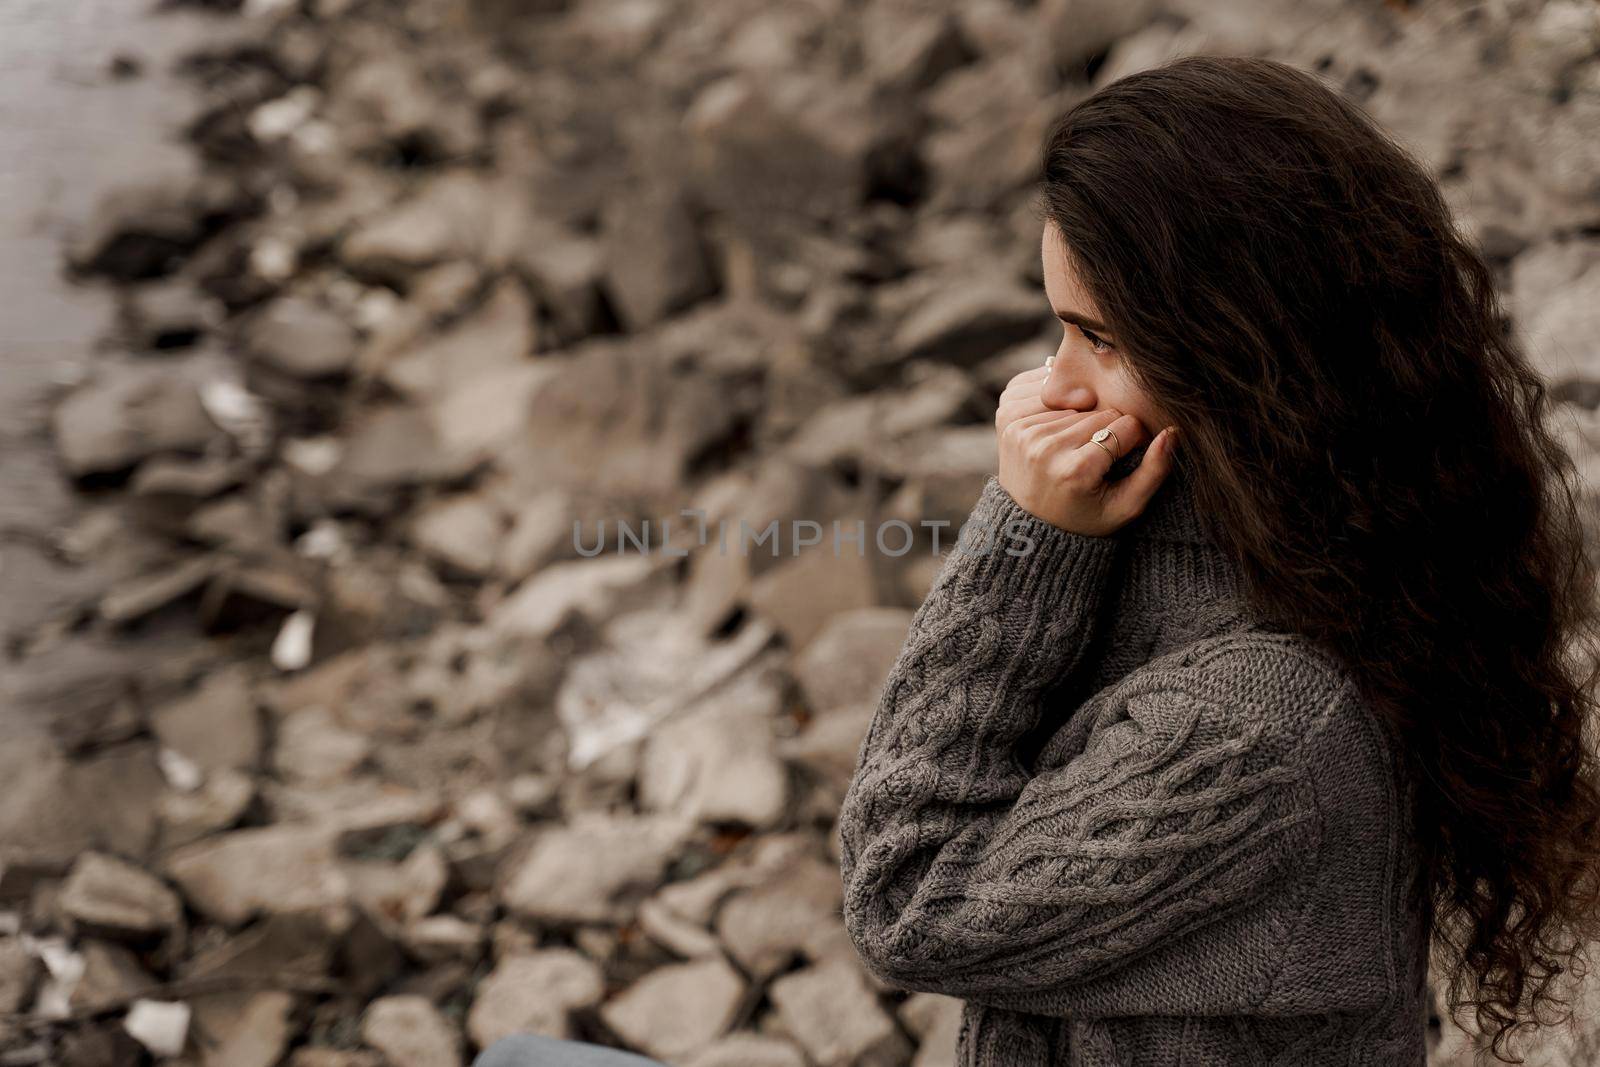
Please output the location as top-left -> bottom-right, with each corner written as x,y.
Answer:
1118,623 -> 1370,753
1175,624 -> 1352,682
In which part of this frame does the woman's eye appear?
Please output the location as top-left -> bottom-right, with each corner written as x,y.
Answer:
1078,326 -> 1113,354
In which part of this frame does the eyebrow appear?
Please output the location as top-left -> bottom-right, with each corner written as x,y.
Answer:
1052,308 -> 1111,333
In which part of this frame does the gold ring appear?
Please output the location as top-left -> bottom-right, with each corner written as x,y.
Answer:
1091,426 -> 1120,455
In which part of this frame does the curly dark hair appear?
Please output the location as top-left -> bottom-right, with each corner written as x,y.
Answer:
1035,54 -> 1600,1063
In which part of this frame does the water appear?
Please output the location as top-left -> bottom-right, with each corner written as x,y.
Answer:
0,0 -> 227,631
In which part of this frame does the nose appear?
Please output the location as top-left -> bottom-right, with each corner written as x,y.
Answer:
1040,363 -> 1095,411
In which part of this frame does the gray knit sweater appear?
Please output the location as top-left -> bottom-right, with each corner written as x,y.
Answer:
837,452 -> 1432,1066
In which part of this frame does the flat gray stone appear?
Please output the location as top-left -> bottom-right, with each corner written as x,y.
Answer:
637,669 -> 790,829
680,1033 -> 808,1067
59,852 -> 183,940
715,854 -> 852,980
768,957 -> 904,1067
410,495 -> 507,578
361,995 -> 461,1067
243,295 -> 359,379
52,365 -> 220,477
150,664 -> 262,773
499,812 -> 694,924
465,949 -> 604,1049
792,608 -> 912,714
600,178 -> 718,331
164,825 -> 349,927
889,278 -> 1047,368
597,955 -> 747,1063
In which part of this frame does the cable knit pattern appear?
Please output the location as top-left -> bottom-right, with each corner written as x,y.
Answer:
837,454 -> 1431,1066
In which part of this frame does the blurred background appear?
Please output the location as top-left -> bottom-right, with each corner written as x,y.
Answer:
2,0 -> 1598,1064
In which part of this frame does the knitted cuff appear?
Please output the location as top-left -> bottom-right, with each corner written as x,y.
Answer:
941,475 -> 1121,607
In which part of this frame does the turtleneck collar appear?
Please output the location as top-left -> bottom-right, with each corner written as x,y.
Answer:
1109,442 -> 1214,546
1022,442 -> 1257,769
1100,441 -> 1254,660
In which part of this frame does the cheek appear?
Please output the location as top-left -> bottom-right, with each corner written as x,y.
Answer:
1108,369 -> 1163,428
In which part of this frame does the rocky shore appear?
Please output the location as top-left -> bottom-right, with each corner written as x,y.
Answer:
2,0 -> 1599,1064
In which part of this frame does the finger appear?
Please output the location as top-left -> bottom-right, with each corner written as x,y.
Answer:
1102,426 -> 1179,517
995,394 -> 1055,431
997,393 -> 1050,419
999,368 -> 1049,404
1007,406 -> 1093,434
1051,408 -> 1148,458
1040,408 -> 1135,463
1040,404 -> 1116,437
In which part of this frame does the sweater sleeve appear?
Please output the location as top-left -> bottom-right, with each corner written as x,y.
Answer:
840,475 -> 1122,811
835,479 -> 1320,1017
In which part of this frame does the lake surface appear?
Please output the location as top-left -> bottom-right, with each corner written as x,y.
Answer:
0,0 -> 232,648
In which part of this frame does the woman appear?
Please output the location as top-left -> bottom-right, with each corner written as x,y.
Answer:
836,55 -> 1600,1067
473,54 -> 1600,1067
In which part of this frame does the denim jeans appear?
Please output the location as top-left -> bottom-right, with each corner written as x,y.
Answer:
471,1033 -> 670,1067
